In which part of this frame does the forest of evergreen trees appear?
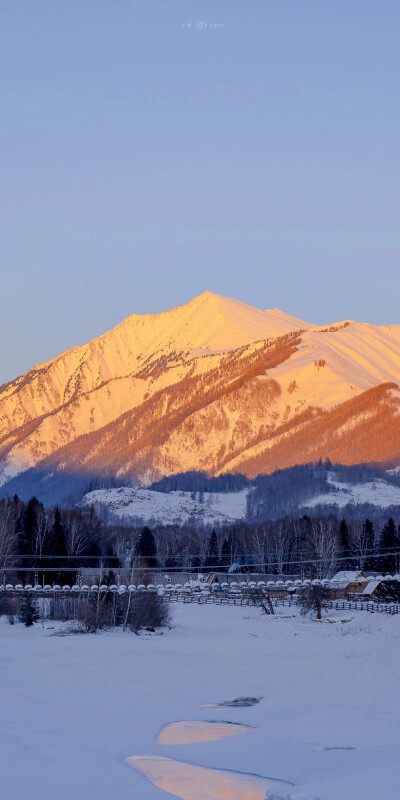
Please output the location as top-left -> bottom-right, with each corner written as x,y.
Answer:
150,462 -> 400,522
0,495 -> 118,586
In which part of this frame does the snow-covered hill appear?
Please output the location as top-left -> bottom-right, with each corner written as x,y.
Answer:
303,474 -> 400,510
79,487 -> 250,527
79,470 -> 400,526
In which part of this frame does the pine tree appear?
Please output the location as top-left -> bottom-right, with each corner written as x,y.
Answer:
221,537 -> 231,568
19,497 -> 40,554
338,519 -> 352,569
205,530 -> 219,569
379,518 -> 400,574
19,594 -> 39,627
363,519 -> 376,571
135,527 -> 158,569
52,507 -> 64,540
18,497 -> 43,583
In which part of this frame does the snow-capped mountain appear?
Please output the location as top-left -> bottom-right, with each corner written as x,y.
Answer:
1,290 -> 400,500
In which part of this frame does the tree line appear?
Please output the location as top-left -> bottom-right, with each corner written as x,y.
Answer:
125,516 -> 400,577
0,495 -> 116,585
1,493 -> 400,584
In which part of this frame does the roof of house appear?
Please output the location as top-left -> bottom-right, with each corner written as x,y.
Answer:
332,570 -> 366,584
362,580 -> 381,595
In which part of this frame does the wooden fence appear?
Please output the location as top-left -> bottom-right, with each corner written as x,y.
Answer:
164,593 -> 400,614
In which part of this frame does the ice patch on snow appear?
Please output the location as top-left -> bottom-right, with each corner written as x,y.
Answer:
126,755 -> 293,800
159,720 -> 251,745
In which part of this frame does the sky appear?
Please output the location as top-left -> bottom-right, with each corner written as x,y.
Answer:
1,0 -> 400,383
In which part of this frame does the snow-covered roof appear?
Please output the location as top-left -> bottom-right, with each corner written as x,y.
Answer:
332,570 -> 366,584
362,580 -> 381,596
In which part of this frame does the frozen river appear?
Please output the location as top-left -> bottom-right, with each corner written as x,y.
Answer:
1,603 -> 400,799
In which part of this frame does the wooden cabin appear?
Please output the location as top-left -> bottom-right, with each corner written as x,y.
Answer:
329,571 -> 368,599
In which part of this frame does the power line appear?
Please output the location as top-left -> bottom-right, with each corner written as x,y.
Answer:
2,551 -> 400,574
3,545 -> 400,564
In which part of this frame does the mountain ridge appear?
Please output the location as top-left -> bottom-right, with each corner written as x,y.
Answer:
1,291 -> 399,496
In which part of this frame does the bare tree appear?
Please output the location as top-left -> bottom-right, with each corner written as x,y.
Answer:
251,525 -> 270,572
304,518 -> 339,578
0,501 -> 18,575
350,520 -> 375,570
64,511 -> 93,557
268,521 -> 292,574
32,504 -> 50,558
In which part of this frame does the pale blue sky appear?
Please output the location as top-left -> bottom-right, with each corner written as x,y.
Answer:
1,1 -> 400,382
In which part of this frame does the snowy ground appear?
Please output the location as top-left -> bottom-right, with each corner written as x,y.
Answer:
81,474 -> 400,527
1,604 -> 400,799
79,487 -> 250,526
303,473 -> 400,509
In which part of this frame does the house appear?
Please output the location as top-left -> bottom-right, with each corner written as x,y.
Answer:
348,578 -> 400,602
370,578 -> 400,603
329,570 -> 368,599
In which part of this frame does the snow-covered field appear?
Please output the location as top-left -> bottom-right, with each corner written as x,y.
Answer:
303,474 -> 400,510
1,604 -> 400,799
79,487 -> 250,526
